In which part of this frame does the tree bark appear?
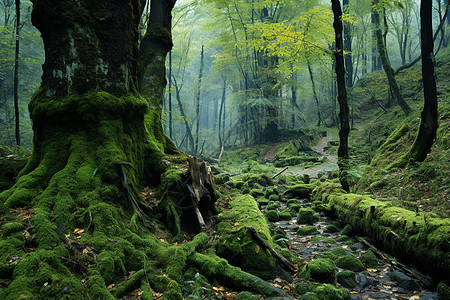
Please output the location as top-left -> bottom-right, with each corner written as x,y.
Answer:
373,0 -> 411,116
14,0 -> 20,146
194,45 -> 204,153
406,0 -> 438,162
343,0 -> 353,88
307,60 -> 322,126
332,0 -> 350,192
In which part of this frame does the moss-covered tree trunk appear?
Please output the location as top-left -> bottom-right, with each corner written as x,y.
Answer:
332,0 -> 350,192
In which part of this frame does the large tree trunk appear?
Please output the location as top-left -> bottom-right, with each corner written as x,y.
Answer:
332,0 -> 350,192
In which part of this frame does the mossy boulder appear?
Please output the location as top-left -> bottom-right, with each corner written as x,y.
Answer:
225,180 -> 245,189
336,270 -> 357,288
265,203 -> 280,211
279,211 -> 293,221
323,224 -> 340,233
335,255 -> 365,272
265,210 -> 280,222
216,194 -> 277,279
235,291 -> 259,300
249,189 -> 264,198
361,250 -> 378,268
264,187 -> 277,198
297,208 -> 317,225
297,226 -> 319,236
300,258 -> 335,283
283,183 -> 316,200
214,173 -> 230,185
268,194 -> 279,202
437,282 -> 450,299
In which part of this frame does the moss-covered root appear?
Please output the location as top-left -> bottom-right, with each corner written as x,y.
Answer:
189,253 -> 285,297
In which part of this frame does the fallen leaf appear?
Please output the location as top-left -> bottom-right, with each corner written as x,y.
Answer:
255,245 -> 260,253
409,296 -> 420,300
106,283 -> 114,290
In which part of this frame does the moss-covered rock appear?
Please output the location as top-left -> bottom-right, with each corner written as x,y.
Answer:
335,255 -> 365,272
249,189 -> 264,198
437,282 -> 450,299
265,210 -> 280,222
297,226 -> 319,236
361,250 -> 378,268
279,210 -> 293,221
336,270 -> 357,288
324,224 -> 340,233
300,258 -> 335,283
268,194 -> 279,202
297,208 -> 317,225
283,183 -> 316,199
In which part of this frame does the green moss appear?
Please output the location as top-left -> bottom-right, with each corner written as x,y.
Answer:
216,194 -> 276,279
268,194 -> 279,202
335,255 -> 364,272
249,189 -> 264,198
297,226 -> 319,236
361,249 -> 378,268
312,283 -> 350,300
283,183 -> 317,199
265,210 -> 279,222
279,210 -> 293,221
312,184 -> 450,276
264,187 -> 276,198
336,270 -> 357,288
190,253 -> 283,297
340,224 -> 354,236
323,224 -> 340,233
265,203 -> 280,211
300,259 -> 335,283
437,282 -> 450,299
236,291 -> 259,300
388,271 -> 420,291
297,208 -> 317,225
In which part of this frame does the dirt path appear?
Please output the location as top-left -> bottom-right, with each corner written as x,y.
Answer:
285,134 -> 338,177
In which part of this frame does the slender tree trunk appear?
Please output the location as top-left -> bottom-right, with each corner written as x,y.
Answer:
173,76 -> 195,153
168,50 -> 173,139
373,0 -> 411,115
194,45 -> 204,153
406,0 -> 438,162
343,0 -> 353,88
307,60 -> 322,127
332,0 -> 350,192
218,79 -> 226,150
14,0 -> 20,146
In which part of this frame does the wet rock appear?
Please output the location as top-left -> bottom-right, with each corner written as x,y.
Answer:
297,208 -> 317,225
350,242 -> 364,251
336,270 -> 358,288
301,259 -> 336,283
335,255 -> 365,272
297,226 -> 319,236
387,271 -> 421,291
355,273 -> 378,289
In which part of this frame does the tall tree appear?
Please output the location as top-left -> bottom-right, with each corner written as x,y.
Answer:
405,0 -> 438,162
373,0 -> 411,115
13,0 -> 20,146
343,0 -> 353,88
332,0 -> 350,192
